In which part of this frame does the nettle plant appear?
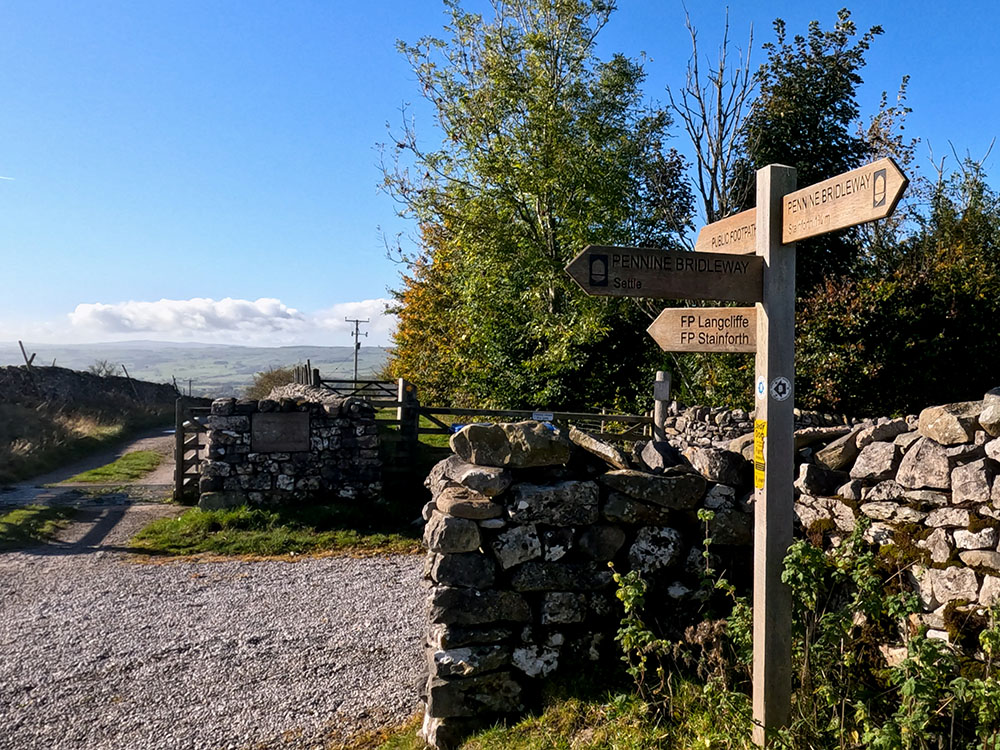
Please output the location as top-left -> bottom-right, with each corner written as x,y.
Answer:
614,515 -> 1000,748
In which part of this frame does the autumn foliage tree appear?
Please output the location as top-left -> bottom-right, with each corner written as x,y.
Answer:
382,0 -> 692,410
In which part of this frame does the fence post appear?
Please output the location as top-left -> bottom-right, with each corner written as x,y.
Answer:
398,378 -> 419,451
653,371 -> 671,442
174,397 -> 185,502
312,368 -> 321,387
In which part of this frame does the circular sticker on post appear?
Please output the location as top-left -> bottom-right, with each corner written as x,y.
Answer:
756,375 -> 766,400
769,376 -> 791,402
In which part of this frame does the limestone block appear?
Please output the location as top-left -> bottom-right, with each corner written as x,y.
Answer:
863,522 -> 894,546
903,490 -> 950,508
917,528 -> 952,564
836,479 -> 864,501
980,388 -> 1000,437
568,426 -> 631,470
512,645 -> 559,677
427,587 -> 531,626
509,562 -> 611,592
598,469 -> 706,510
918,401 -> 983,445
491,525 -> 542,570
424,511 -> 482,554
427,553 -> 497,589
926,508 -> 971,528
574,526 -> 625,561
436,483 -> 504,520
640,440 -> 685,473
601,492 -> 673,525
429,645 -> 510,679
425,671 -> 522,718
540,592 -> 588,625
793,463 -> 846,496
894,431 -> 922,452
706,504 -> 752,545
508,480 -> 598,526
427,624 -> 514,650
427,456 -> 513,499
952,459 -> 997,505
197,491 -> 246,510
897,438 -> 952,490
980,575 -> 1000,606
926,566 -> 979,604
987,437 -> 1000,462
908,566 -> 938,611
850,442 -> 901,482
814,429 -> 861,471
540,528 -> 574,562
864,480 -> 905,503
958,550 -> 1000,573
953,526 -> 998,551
856,418 -> 909,448
628,527 -> 684,575
683,446 -> 746,486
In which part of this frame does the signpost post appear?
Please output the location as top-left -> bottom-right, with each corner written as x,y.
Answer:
565,156 -> 907,747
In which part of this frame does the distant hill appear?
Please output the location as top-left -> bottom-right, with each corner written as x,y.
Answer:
0,341 -> 391,398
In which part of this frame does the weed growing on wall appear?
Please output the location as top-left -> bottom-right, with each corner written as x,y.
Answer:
613,518 -> 1000,748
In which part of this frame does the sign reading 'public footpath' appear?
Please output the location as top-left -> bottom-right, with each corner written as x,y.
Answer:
564,246 -> 762,303
694,207 -> 756,254
646,307 -> 756,353
566,157 -> 908,748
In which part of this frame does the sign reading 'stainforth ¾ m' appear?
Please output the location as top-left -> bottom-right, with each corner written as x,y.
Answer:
783,157 -> 908,243
565,246 -> 763,303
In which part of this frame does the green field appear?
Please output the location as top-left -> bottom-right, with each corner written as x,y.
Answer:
0,341 -> 390,398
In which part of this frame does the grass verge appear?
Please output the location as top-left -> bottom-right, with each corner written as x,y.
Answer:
365,671 -> 756,750
0,402 -> 172,484
0,505 -> 77,550
130,503 -> 422,558
63,450 -> 163,483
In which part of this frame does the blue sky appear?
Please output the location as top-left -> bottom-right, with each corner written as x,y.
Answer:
2,1 -> 996,347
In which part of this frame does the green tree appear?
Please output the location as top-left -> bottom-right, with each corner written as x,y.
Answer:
381,0 -> 693,410
734,8 -> 883,289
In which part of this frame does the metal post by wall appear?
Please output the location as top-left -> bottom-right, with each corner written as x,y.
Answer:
653,370 -> 671,441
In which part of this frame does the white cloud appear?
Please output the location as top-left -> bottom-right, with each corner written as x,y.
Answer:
62,296 -> 397,347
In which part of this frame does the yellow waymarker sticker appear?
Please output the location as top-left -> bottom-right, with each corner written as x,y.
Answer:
753,419 -> 767,490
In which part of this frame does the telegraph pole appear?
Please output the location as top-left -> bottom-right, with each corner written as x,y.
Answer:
346,317 -> 369,384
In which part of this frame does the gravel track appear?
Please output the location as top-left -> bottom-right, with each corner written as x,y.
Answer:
0,542 -> 425,750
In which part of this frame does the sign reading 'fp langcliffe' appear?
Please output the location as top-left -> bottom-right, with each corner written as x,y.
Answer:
565,246 -> 763,303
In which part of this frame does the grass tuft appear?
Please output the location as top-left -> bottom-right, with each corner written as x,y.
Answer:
130,503 -> 421,558
0,505 -> 77,549
64,450 -> 163,483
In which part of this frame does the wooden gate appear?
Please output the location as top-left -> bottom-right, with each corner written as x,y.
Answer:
173,398 -> 210,502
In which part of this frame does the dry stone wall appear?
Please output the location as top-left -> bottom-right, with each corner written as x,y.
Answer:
198,388 -> 381,509
418,387 -> 1000,749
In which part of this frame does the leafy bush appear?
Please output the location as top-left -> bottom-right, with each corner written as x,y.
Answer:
243,366 -> 296,400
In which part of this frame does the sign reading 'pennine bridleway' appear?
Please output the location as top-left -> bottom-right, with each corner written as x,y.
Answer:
564,246 -> 763,303
646,307 -> 756,353
782,156 -> 908,243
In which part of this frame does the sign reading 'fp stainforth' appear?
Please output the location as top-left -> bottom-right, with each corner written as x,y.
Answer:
565,246 -> 763,303
647,307 -> 757,353
783,157 -> 908,243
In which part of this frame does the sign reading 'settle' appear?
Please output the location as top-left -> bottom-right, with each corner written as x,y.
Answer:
565,246 -> 763,303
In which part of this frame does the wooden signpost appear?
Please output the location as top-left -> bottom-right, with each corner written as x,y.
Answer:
646,307 -> 756,353
566,157 -> 907,747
